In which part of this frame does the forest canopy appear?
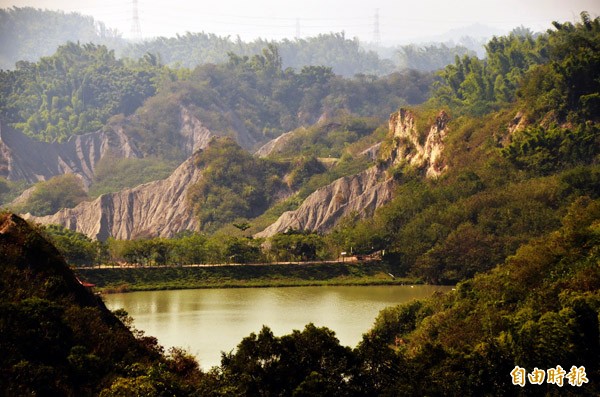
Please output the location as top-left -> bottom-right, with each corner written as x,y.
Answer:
432,12 -> 600,121
0,41 -> 434,145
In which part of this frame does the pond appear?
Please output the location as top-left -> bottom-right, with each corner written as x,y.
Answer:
103,285 -> 452,369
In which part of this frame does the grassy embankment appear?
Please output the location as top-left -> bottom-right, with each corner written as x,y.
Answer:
76,262 -> 419,293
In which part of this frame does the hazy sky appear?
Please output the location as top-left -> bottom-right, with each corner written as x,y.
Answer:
1,0 -> 599,43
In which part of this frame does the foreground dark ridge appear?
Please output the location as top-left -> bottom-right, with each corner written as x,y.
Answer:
0,212 -> 202,394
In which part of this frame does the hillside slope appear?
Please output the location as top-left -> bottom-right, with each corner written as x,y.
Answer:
24,109 -> 447,241
0,212 -> 201,394
0,106 -> 213,187
25,151 -> 204,240
256,109 -> 450,237
358,197 -> 600,395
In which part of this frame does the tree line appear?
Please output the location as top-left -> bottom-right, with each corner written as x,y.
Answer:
432,12 -> 600,120
0,42 -> 163,142
0,40 -> 434,145
1,7 -> 481,76
43,225 -> 334,267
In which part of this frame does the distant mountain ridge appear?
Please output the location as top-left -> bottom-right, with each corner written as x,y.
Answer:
0,122 -> 140,187
0,106 -> 214,187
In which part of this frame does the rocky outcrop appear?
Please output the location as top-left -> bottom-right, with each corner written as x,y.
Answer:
359,142 -> 382,161
254,129 -> 298,157
388,108 -> 450,178
255,166 -> 394,237
0,106 -> 214,187
178,107 -> 215,155
25,153 -> 203,240
0,123 -> 141,187
255,108 -> 450,237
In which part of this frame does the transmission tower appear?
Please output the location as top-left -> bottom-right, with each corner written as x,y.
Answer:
373,9 -> 381,45
131,0 -> 142,41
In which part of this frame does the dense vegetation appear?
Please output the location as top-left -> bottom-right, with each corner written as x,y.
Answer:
13,174 -> 88,216
0,40 -> 433,148
359,197 -> 600,395
0,42 -> 163,142
154,46 -> 431,145
0,177 -> 26,205
42,224 -> 102,267
77,262 -> 411,292
395,43 -> 475,72
433,13 -> 600,120
186,138 -> 286,231
0,8 -> 393,76
0,213 -> 203,395
125,32 -> 396,77
45,224 -> 332,268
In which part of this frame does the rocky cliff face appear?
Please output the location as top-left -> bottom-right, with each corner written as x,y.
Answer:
0,123 -> 140,186
255,109 -> 450,237
388,108 -> 450,178
254,129 -> 301,157
255,166 -> 394,237
178,107 -> 216,155
0,106 -> 214,187
25,153 -> 203,240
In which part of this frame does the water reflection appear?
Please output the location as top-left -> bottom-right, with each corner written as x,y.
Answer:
103,285 -> 451,369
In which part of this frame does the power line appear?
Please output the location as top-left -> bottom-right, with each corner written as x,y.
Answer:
60,3 -> 574,42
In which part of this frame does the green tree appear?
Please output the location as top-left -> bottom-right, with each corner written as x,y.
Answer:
187,138 -> 279,231
220,324 -> 357,396
433,25 -> 547,115
501,124 -> 600,175
518,12 -> 600,121
268,230 -> 326,262
223,236 -> 262,264
42,224 -> 101,267
171,232 -> 208,265
396,43 -> 475,72
17,174 -> 88,216
1,42 -> 161,142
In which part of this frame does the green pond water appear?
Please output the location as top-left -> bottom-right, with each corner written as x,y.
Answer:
103,284 -> 452,369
